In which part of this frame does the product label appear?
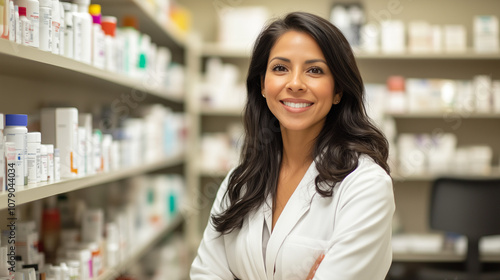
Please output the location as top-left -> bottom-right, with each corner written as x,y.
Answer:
41,154 -> 47,181
29,12 -> 39,46
6,132 -> 25,186
41,9 -> 52,50
9,4 -> 15,41
27,145 -> 37,184
52,20 -> 60,52
22,18 -> 31,46
48,153 -> 53,181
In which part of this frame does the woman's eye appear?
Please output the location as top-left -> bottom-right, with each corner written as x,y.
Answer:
308,67 -> 324,74
272,65 -> 287,72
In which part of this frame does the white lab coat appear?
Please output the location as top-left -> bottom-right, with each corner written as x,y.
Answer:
191,155 -> 395,280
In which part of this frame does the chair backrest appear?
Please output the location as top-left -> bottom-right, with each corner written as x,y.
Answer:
430,177 -> 500,239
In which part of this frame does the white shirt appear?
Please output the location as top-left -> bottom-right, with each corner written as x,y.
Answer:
191,155 -> 395,280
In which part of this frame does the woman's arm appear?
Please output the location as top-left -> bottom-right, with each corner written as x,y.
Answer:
311,166 -> 395,280
190,173 -> 235,280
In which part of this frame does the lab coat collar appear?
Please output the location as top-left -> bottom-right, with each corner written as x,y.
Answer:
264,160 -> 318,279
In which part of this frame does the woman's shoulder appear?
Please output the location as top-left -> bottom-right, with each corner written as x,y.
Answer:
339,154 -> 392,190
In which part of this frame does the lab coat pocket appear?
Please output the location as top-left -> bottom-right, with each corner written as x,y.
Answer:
281,235 -> 328,280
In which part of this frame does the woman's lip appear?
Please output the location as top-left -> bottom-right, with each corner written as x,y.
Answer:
281,98 -> 313,103
280,100 -> 313,113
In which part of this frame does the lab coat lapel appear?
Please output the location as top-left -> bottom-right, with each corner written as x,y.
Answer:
245,202 -> 268,280
265,161 -> 318,279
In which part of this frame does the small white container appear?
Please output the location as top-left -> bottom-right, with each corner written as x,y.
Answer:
26,0 -> 39,48
4,114 -> 28,186
46,144 -> 54,182
26,132 -> 41,185
19,6 -> 30,46
61,2 -> 73,58
40,144 -> 48,181
50,0 -> 60,54
38,0 -> 52,51
54,147 -> 60,181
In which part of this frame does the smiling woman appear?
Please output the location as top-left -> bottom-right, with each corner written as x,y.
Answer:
191,12 -> 395,280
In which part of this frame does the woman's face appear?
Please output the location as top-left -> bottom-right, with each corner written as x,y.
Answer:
262,30 -> 341,135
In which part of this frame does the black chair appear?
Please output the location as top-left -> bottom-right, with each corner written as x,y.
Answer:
417,177 -> 500,280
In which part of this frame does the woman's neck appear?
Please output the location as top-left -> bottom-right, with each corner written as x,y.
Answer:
280,128 -> 317,170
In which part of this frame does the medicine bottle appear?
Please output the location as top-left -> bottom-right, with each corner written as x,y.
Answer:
4,114 -> 28,186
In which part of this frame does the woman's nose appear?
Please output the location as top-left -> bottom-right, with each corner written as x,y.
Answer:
287,72 -> 306,93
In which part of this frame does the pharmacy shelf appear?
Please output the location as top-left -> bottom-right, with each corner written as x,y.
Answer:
96,214 -> 184,280
392,168 -> 500,182
0,153 -> 185,209
202,43 -> 252,58
200,107 -> 244,116
0,40 -> 183,103
355,50 -> 500,60
200,169 -> 229,178
393,251 -> 500,263
387,112 -> 500,119
92,0 -> 186,49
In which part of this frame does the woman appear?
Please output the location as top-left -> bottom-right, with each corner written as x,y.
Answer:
191,12 -> 395,280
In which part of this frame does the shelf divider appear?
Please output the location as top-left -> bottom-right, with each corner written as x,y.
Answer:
0,154 -> 185,209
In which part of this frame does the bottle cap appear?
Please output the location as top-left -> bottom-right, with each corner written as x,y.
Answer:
101,16 -> 117,37
88,4 -> 100,15
5,114 -> 28,126
19,6 -> 27,17
122,15 -> 138,29
61,2 -> 72,12
45,144 -> 54,153
39,0 -> 51,8
73,0 -> 90,6
27,132 -> 42,143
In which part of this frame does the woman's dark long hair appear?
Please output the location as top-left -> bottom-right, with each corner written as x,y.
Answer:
212,12 -> 390,234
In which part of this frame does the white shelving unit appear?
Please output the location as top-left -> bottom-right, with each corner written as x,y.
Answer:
0,40 -> 183,103
96,214 -> 184,280
0,154 -> 185,209
200,107 -> 244,117
0,0 -> 191,276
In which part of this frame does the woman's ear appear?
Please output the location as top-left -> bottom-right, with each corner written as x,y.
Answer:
333,92 -> 343,104
261,76 -> 266,98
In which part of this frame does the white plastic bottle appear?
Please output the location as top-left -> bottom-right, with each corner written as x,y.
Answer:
15,4 -> 20,43
101,16 -> 116,72
73,0 -> 91,63
54,147 -> 60,181
4,114 -> 28,187
40,144 -> 48,181
19,6 -> 30,46
38,0 -> 51,51
61,2 -> 73,58
26,0 -> 39,48
89,4 -> 104,69
9,0 -> 15,41
58,2 -> 64,55
50,0 -> 60,54
26,132 -> 41,185
46,144 -> 54,182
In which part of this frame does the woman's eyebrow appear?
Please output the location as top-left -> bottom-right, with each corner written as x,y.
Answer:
269,57 -> 327,64
269,56 -> 290,63
305,59 -> 327,64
